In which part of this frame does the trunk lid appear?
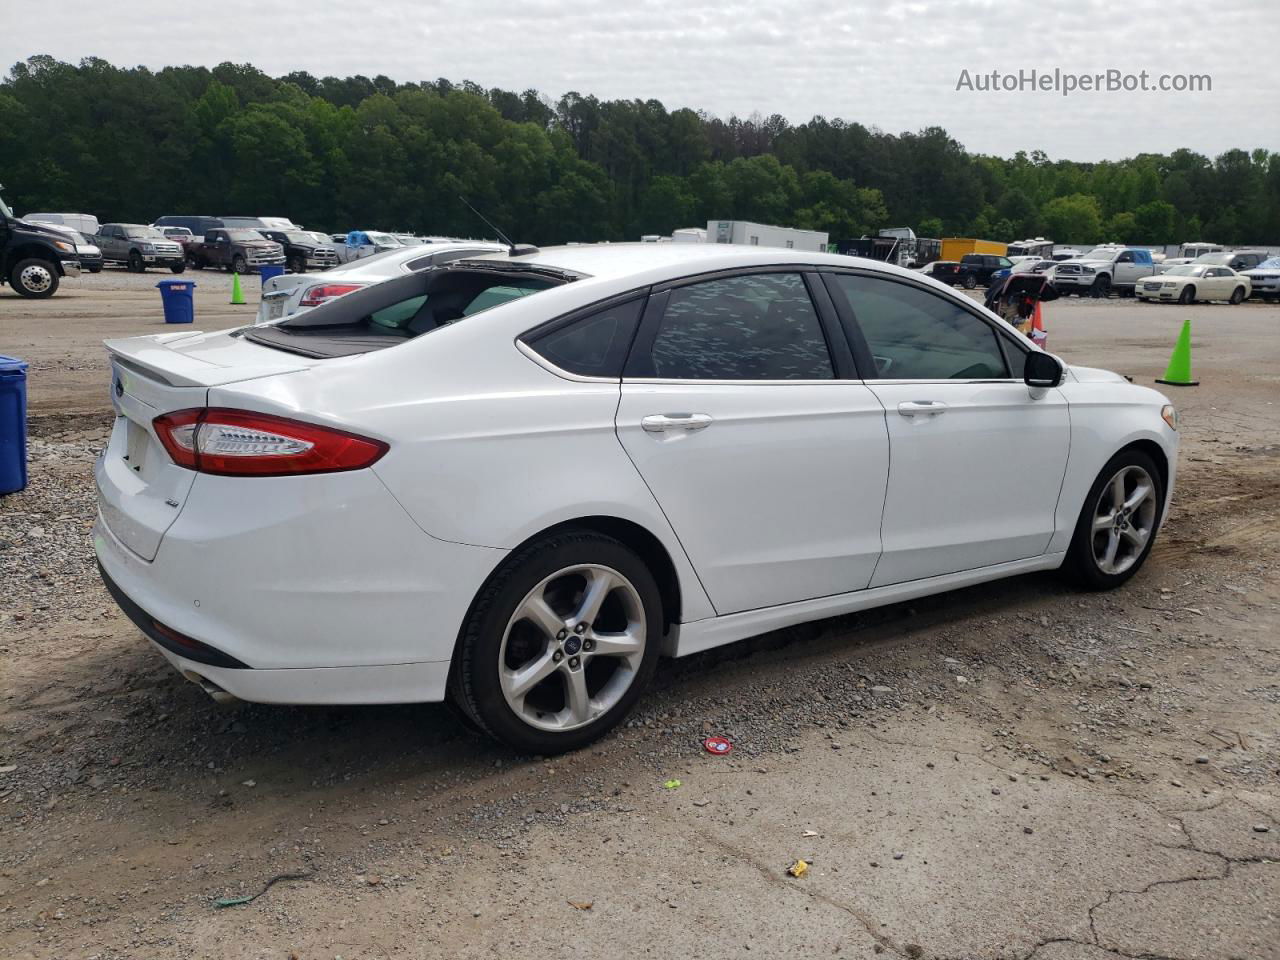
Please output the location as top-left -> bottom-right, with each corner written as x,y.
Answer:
96,332 -> 315,560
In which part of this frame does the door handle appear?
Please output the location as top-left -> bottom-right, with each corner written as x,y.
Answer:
641,413 -> 714,433
897,400 -> 948,417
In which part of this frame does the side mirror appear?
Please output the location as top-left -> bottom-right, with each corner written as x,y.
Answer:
1025,351 -> 1063,389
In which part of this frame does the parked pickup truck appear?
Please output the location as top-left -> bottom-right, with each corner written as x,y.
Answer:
1051,246 -> 1160,297
954,252 -> 1013,289
259,229 -> 339,273
187,228 -> 285,273
0,185 -> 82,297
96,223 -> 186,273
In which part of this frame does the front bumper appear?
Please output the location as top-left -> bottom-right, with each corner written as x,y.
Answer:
60,259 -> 82,278
93,466 -> 506,705
245,253 -> 287,267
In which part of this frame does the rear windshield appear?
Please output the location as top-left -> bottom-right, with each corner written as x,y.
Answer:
242,266 -> 568,358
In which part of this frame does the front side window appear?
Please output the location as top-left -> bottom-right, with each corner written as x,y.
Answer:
641,273 -> 833,380
828,274 -> 1009,380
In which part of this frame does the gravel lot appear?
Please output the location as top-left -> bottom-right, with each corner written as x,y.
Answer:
1,271 -> 1278,959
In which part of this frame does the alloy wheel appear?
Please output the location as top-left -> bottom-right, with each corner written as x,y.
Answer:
1090,465 -> 1158,575
498,564 -> 646,733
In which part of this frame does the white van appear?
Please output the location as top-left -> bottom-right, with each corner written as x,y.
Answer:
23,212 -> 101,236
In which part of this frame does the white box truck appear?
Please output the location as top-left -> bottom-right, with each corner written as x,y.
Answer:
708,220 -> 828,253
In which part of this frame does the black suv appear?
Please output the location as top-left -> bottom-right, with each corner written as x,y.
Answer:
956,253 -> 1014,289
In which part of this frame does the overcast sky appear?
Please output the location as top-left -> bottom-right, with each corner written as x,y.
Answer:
2,0 -> 1274,162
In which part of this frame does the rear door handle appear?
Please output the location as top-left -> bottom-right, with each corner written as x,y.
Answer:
641,413 -> 714,433
897,400 -> 948,417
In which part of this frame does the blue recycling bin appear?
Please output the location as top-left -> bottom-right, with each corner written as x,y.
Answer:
156,279 -> 196,324
0,356 -> 29,496
259,264 -> 285,289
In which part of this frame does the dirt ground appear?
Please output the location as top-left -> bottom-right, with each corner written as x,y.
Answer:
1,271 -> 1278,960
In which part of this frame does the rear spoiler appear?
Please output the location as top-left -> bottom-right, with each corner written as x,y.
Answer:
104,333 -> 311,388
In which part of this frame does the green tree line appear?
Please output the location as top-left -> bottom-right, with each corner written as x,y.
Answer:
2,55 -> 1278,246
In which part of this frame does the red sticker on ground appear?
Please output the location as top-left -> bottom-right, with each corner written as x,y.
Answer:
703,736 -> 732,755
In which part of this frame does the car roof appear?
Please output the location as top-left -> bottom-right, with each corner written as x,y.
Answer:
464,243 -> 909,286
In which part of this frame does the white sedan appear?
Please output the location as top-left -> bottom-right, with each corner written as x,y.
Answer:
256,241 -> 506,324
1136,264 -> 1251,304
94,245 -> 1179,753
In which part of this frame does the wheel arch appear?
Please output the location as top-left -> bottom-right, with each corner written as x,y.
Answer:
454,515 -> 685,669
1116,438 -> 1169,501
5,243 -> 63,273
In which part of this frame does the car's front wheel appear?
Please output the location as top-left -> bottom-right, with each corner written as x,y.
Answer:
1178,285 -> 1196,304
1065,449 -> 1164,590
451,530 -> 663,753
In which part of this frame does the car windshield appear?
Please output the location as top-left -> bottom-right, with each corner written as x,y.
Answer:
1165,266 -> 1207,277
1080,247 -> 1119,260
306,232 -> 332,245
366,232 -> 401,246
226,229 -> 266,241
1255,257 -> 1280,270
283,231 -> 316,244
1193,253 -> 1231,265
126,227 -> 166,239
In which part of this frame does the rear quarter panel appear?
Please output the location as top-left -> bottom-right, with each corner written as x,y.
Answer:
208,302 -> 717,623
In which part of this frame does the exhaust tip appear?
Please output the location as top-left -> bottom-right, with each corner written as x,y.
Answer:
183,671 -> 239,705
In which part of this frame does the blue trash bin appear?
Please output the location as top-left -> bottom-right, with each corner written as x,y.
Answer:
0,356 -> 29,496
259,265 -> 285,289
156,280 -> 197,324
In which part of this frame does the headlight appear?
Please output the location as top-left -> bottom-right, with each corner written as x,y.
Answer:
141,243 -> 155,252
1163,281 -> 1176,288
52,239 -> 75,253
1161,404 -> 1178,431
1081,266 -> 1095,274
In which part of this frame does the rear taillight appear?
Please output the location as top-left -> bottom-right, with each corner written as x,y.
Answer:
153,408 -> 388,477
299,282 -> 365,307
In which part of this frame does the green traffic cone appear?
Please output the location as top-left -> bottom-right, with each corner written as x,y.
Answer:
1156,318 -> 1198,386
230,271 -> 246,305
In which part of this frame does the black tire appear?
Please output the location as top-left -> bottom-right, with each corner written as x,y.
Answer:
963,274 -> 977,289
1090,275 -> 1111,298
1065,447 -> 1165,591
169,262 -> 186,274
1228,286 -> 1245,305
187,254 -> 203,270
287,255 -> 306,274
8,258 -> 60,298
232,255 -> 247,274
88,266 -> 102,274
450,530 -> 663,754
127,250 -> 145,273
1178,285 -> 1195,305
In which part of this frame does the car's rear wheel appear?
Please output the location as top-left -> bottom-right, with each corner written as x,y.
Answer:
1065,449 -> 1164,590
1229,286 -> 1246,305
1178,285 -> 1195,304
451,530 -> 662,753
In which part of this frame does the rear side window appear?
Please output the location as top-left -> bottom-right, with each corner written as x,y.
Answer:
828,274 -> 1009,380
525,299 -> 644,378
636,273 -> 833,380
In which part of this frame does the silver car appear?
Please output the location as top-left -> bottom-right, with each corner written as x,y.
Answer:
256,241 -> 507,324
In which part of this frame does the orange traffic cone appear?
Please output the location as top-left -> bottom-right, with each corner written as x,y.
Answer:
1030,299 -> 1047,349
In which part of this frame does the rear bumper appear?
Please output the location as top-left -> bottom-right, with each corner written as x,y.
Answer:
92,467 -> 507,704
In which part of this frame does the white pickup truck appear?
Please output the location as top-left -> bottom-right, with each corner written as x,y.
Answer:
1050,246 -> 1161,297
